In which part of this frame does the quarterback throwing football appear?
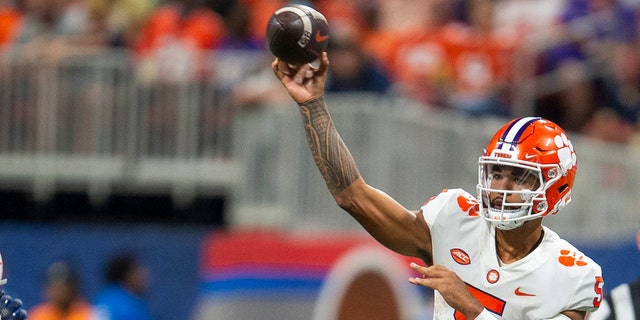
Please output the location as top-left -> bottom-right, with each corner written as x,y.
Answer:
271,53 -> 604,319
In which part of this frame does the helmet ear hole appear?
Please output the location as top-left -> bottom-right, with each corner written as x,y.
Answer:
558,184 -> 569,194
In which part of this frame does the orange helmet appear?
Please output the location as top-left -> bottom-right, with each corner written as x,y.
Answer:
477,117 -> 577,230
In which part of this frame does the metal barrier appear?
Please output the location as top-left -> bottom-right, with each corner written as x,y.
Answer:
1,47 -> 638,243
231,94 -> 640,244
0,47 -> 262,205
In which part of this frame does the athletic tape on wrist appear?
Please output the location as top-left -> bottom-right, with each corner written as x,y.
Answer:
474,309 -> 497,320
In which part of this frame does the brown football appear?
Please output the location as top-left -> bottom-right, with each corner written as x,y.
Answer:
265,4 -> 329,64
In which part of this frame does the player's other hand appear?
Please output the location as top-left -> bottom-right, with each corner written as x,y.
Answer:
0,291 -> 27,320
271,52 -> 329,105
409,263 -> 484,319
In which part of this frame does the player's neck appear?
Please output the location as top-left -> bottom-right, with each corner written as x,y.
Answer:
495,222 -> 544,264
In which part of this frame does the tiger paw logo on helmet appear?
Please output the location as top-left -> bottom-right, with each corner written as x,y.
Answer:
554,133 -> 576,173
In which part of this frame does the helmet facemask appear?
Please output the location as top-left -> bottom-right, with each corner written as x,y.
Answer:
477,158 -> 548,230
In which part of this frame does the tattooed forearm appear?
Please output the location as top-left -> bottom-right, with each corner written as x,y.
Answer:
299,97 -> 361,195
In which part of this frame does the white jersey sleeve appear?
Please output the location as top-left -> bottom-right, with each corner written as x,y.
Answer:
420,189 -> 604,319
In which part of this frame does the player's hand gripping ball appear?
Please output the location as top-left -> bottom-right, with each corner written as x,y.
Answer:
265,4 -> 329,64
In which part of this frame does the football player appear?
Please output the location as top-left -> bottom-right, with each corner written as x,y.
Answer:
271,53 -> 603,319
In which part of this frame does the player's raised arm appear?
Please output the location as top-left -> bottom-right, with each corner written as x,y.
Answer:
271,54 -> 432,262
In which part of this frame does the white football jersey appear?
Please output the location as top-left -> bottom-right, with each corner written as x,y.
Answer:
421,189 -> 604,319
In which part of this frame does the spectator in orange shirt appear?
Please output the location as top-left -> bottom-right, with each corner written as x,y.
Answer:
29,260 -> 98,320
0,0 -> 23,49
358,1 -> 420,73
386,0 -> 460,107
134,0 -> 227,84
241,0 -> 285,46
132,0 -> 227,155
446,0 -> 518,118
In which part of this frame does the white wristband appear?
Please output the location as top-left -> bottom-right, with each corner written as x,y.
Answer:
474,309 -> 498,320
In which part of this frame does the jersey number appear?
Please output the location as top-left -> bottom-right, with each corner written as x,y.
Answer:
593,276 -> 604,308
454,284 -> 505,320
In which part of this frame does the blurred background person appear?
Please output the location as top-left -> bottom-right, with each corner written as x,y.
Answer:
93,253 -> 153,320
385,0 -> 461,108
29,260 -> 97,320
84,0 -> 154,48
493,0 -> 566,41
445,0 -> 520,118
132,0 -> 227,155
217,0 -> 265,50
325,21 -> 392,94
133,0 -> 226,84
12,0 -> 90,53
536,0 -> 640,135
241,0 -> 285,47
592,0 -> 640,144
582,40 -> 640,144
0,0 -> 23,50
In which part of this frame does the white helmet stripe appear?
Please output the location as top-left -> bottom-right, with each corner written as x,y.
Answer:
497,117 -> 540,151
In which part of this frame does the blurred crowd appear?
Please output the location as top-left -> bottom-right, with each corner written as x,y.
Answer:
29,254 -> 152,320
2,0 -> 640,144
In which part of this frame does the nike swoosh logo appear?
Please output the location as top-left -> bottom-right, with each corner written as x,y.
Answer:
315,31 -> 329,42
514,287 -> 536,296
